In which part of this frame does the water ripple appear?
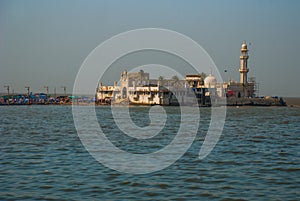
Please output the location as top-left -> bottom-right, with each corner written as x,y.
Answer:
0,106 -> 299,200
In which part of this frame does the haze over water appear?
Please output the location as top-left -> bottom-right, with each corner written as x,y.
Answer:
1,105 -> 299,200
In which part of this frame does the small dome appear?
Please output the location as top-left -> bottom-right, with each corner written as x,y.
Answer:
204,74 -> 217,87
241,42 -> 247,50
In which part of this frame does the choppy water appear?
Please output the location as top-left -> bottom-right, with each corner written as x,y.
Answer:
0,105 -> 299,200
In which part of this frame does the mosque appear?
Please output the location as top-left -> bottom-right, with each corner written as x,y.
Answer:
96,42 -> 284,106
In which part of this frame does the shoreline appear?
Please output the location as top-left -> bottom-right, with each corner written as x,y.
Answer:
1,97 -> 299,107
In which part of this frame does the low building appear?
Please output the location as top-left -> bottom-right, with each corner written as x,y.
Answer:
96,70 -> 211,106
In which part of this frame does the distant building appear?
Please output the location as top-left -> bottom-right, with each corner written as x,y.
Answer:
96,42 -> 256,106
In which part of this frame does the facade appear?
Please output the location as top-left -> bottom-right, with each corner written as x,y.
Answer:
96,70 -> 210,106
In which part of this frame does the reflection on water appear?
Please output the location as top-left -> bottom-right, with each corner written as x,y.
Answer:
0,106 -> 299,200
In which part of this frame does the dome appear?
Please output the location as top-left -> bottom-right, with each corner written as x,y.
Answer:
241,42 -> 247,50
204,74 -> 217,87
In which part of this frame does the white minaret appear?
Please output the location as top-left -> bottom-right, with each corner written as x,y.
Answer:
239,42 -> 249,85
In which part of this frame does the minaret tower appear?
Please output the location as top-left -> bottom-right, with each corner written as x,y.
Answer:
239,42 -> 249,84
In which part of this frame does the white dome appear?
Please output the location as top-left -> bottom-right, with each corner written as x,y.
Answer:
241,42 -> 248,51
204,74 -> 217,87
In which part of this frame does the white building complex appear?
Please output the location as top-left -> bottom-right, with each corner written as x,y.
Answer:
96,42 -> 265,106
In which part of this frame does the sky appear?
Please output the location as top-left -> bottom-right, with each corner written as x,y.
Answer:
0,0 -> 299,97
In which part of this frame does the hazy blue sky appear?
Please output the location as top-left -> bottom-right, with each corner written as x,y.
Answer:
0,0 -> 299,96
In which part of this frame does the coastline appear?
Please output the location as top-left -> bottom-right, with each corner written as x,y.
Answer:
1,97 -> 298,107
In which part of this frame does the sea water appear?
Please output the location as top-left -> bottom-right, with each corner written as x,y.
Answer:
0,105 -> 299,200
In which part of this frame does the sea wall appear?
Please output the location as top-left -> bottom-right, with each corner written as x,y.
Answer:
226,97 -> 286,106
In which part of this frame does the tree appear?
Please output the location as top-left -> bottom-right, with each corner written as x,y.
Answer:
172,75 -> 179,81
171,75 -> 179,87
158,76 -> 164,86
199,72 -> 207,79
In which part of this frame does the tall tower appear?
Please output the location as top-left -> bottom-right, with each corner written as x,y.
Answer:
239,42 -> 249,84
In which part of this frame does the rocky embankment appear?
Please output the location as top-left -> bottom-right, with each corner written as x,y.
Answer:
227,97 -> 286,106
